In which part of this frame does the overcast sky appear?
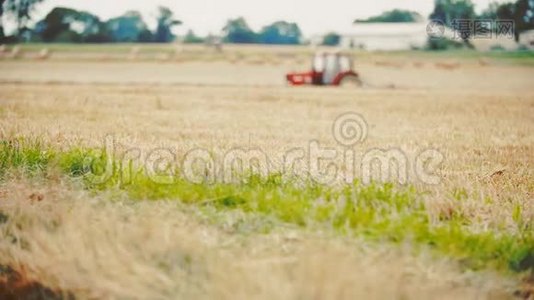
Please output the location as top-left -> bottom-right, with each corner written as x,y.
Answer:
23,0 -> 507,36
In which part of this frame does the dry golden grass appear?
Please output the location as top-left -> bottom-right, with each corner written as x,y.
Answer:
0,179 -> 515,299
0,46 -> 533,298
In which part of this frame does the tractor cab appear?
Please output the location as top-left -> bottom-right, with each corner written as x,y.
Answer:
312,52 -> 354,84
286,51 -> 361,87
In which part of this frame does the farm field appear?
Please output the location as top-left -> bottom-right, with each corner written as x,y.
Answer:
0,45 -> 533,299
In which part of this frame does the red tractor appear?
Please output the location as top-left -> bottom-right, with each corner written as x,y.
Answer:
286,52 -> 362,87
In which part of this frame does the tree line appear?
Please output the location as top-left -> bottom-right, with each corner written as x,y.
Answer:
0,3 -> 305,44
427,0 -> 534,49
431,0 -> 533,40
5,5 -> 182,43
0,0 -> 533,45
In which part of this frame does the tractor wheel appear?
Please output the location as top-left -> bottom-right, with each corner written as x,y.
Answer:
339,75 -> 363,88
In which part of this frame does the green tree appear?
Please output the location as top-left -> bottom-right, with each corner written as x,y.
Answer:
513,0 -> 534,39
479,0 -> 534,41
430,0 -> 476,25
322,32 -> 341,46
154,6 -> 181,43
222,17 -> 257,44
183,29 -> 204,44
36,7 -> 107,43
0,0 -> 44,40
495,2 -> 515,20
430,0 -> 476,42
355,9 -> 423,23
479,1 -> 500,19
258,21 -> 302,44
106,11 -> 151,42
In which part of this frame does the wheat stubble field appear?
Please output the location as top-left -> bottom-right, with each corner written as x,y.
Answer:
0,45 -> 533,299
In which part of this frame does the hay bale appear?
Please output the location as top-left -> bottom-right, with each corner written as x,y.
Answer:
228,57 -> 239,65
156,52 -> 172,62
129,46 -> 140,60
246,55 -> 266,65
435,61 -> 460,70
37,48 -> 50,60
9,46 -> 21,59
374,60 -> 404,69
213,42 -> 223,53
172,46 -> 185,61
478,58 -> 490,67
412,61 -> 425,68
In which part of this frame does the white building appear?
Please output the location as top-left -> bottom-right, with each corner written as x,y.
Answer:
339,22 -> 429,51
519,30 -> 534,50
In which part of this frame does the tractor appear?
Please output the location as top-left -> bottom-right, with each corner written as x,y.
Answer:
286,51 -> 362,87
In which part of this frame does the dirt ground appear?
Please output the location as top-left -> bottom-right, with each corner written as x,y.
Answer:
0,46 -> 533,299
1,56 -> 533,91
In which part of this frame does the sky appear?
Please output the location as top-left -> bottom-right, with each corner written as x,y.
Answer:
16,0 -> 509,37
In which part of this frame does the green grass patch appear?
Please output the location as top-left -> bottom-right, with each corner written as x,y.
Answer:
0,139 -> 532,274
371,49 -> 534,66
11,43 -> 534,65
0,139 -> 53,177
435,49 -> 534,65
